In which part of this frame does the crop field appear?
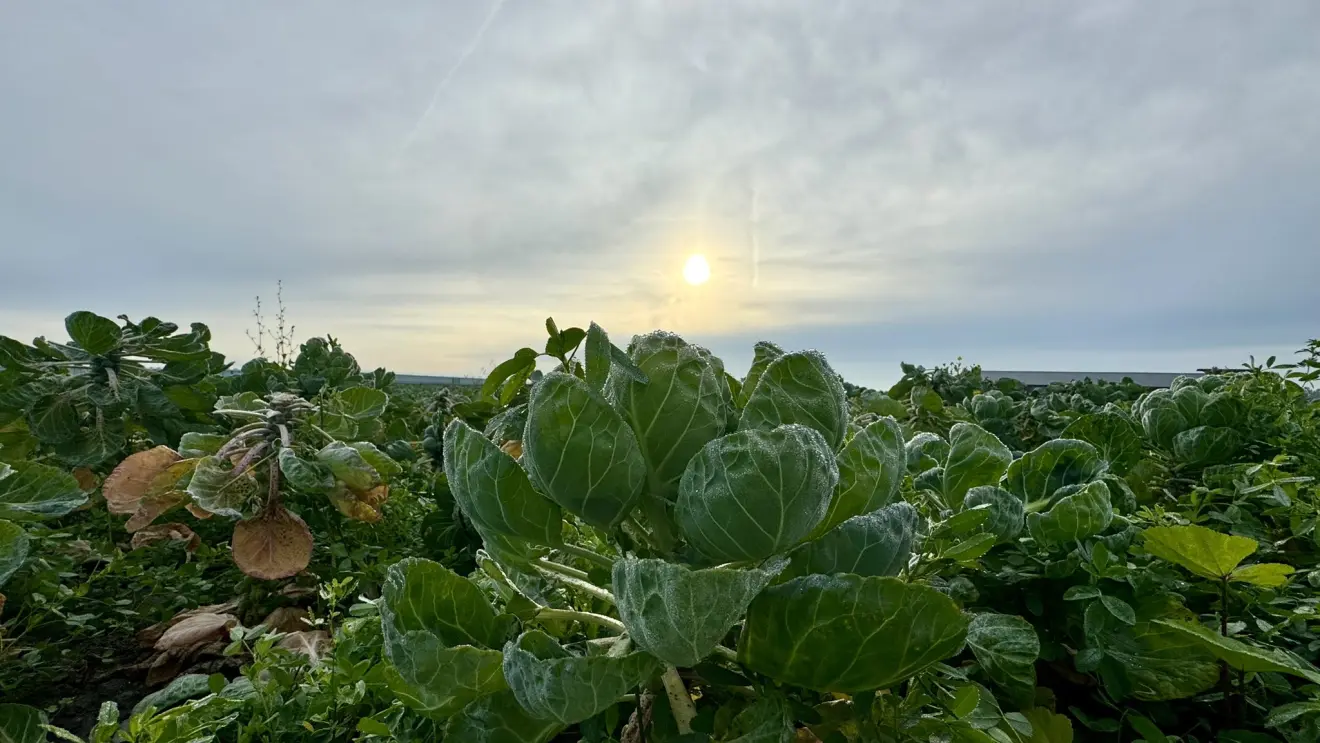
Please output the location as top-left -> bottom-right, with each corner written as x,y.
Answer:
2,312 -> 1320,743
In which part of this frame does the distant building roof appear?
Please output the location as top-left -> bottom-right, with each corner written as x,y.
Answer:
980,370 -> 1203,389
394,374 -> 484,386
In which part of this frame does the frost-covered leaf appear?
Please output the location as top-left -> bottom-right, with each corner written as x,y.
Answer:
444,419 -> 561,547
789,502 -> 916,578
812,416 -> 905,538
186,456 -> 259,519
1141,524 -> 1257,580
1026,481 -> 1112,546
381,557 -> 514,651
942,423 -> 1012,510
612,557 -> 784,668
0,520 -> 30,587
0,461 -> 87,521
737,341 -> 784,409
963,486 -> 1025,542
739,350 -> 847,450
65,311 -> 122,356
738,574 -> 968,692
231,507 -> 313,580
1172,426 -> 1242,467
606,331 -> 731,508
444,690 -> 562,743
104,445 -> 181,515
315,442 -> 381,492
905,432 -> 949,474
1061,412 -> 1142,475
522,372 -> 646,529
386,639 -> 507,719
677,425 -> 838,562
1155,619 -> 1320,684
721,694 -> 796,743
503,630 -> 660,724
336,386 -> 389,420
1004,439 -> 1107,504
967,613 -> 1039,702
26,394 -> 79,444
278,449 -> 336,494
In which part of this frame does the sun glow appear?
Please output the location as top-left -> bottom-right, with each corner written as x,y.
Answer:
682,254 -> 711,285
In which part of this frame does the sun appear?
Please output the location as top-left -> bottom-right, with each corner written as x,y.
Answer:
682,254 -> 711,286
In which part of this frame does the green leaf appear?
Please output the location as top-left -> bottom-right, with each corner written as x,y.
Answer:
676,425 -> 838,562
612,557 -> 785,668
584,323 -> 612,393
356,717 -> 393,737
721,694 -> 795,743
0,461 -> 87,521
178,432 -> 228,458
214,391 -> 265,412
278,449 -> 336,494
1230,562 -> 1294,587
739,350 -> 848,450
905,432 -> 949,474
384,641 -> 507,719
605,331 -> 732,510
790,502 -> 916,578
26,394 -> 79,444
967,614 -> 1039,703
0,520 -> 30,587
1061,412 -> 1142,476
502,630 -> 660,724
1126,714 -> 1169,743
963,486 -> 1026,542
1172,426 -> 1242,467
52,417 -> 126,468
482,351 -> 539,401
522,372 -> 647,529
348,441 -> 402,479
336,386 -> 389,420
1026,481 -> 1112,546
444,419 -> 562,547
738,574 -> 969,692
65,311 -> 122,355
444,690 -> 562,743
1266,701 -> 1320,728
1100,595 -> 1135,625
1017,708 -> 1074,743
943,532 -> 999,562
1141,524 -> 1257,580
1099,616 -> 1219,701
0,703 -> 44,743
811,416 -> 905,538
1003,439 -> 1107,504
942,423 -> 1012,510
316,441 -> 381,492
381,557 -> 514,651
185,456 -> 260,519
737,341 -> 784,409
1155,619 -> 1320,683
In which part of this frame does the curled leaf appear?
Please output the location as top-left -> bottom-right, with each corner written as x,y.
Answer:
154,612 -> 238,651
103,446 -> 181,515
131,522 -> 201,553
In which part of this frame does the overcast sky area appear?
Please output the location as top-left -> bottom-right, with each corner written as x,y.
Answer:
2,2 -> 1317,387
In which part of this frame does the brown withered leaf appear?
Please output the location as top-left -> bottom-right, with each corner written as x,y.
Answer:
137,601 -> 240,647
500,439 -> 523,460
261,606 -> 310,633
72,467 -> 99,492
127,490 -> 188,532
232,507 -> 313,580
328,483 -> 388,523
104,446 -> 181,515
154,612 -> 237,651
277,630 -> 331,664
131,522 -> 201,553
185,503 -> 214,520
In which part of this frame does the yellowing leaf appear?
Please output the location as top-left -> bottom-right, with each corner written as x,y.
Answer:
1141,524 -> 1257,580
1229,562 -> 1294,587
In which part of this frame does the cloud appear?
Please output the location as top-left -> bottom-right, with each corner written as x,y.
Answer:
1,1 -> 1317,384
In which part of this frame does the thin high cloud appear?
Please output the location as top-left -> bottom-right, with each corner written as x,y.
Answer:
1,2 -> 1316,385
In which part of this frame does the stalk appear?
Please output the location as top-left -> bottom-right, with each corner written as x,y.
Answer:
535,607 -> 625,634
557,543 -> 615,569
660,666 -> 697,735
533,562 -> 616,605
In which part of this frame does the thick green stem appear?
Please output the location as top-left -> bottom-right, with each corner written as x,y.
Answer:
711,645 -> 738,664
557,543 -> 615,570
533,563 -> 616,605
535,607 -> 625,634
660,665 -> 697,735
537,558 -> 590,581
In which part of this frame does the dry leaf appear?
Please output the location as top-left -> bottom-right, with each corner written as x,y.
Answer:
261,606 -> 310,633
232,507 -> 313,580
137,601 -> 240,647
186,503 -> 214,520
126,490 -> 189,532
329,484 -> 388,523
155,612 -> 238,651
277,630 -> 331,664
104,446 -> 181,515
72,467 -> 99,492
500,439 -> 523,460
0,593 -> 6,616
131,522 -> 201,553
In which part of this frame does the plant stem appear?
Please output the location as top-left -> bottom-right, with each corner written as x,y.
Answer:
537,558 -> 591,581
557,543 -> 615,569
711,645 -> 738,664
660,665 -> 697,735
535,607 -> 625,634
533,563 -> 616,605
214,409 -> 266,419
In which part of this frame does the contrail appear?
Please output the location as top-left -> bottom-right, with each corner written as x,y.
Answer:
400,0 -> 507,152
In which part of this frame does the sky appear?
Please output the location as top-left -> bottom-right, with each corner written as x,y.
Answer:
1,2 -> 1317,388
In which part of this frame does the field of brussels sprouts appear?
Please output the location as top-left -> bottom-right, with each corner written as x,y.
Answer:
3,312 -> 1320,743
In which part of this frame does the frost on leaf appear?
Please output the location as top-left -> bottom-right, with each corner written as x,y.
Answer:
231,506 -> 313,579
103,446 -> 182,515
